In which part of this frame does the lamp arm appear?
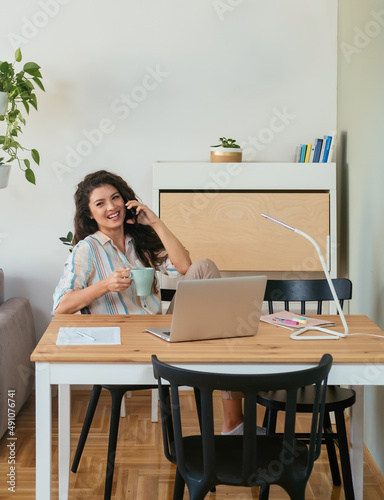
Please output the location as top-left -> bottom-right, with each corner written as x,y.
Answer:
294,228 -> 349,336
261,213 -> 349,339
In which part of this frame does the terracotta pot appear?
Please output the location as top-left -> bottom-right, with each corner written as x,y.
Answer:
210,147 -> 242,163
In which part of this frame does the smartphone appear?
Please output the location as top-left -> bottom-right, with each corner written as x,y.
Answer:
125,207 -> 138,226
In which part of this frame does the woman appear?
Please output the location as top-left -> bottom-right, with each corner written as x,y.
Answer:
54,169 -> 220,315
53,169 -> 244,434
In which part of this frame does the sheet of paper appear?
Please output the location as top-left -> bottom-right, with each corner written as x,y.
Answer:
56,327 -> 121,345
260,310 -> 336,330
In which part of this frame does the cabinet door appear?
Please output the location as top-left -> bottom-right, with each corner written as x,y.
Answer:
160,191 -> 330,272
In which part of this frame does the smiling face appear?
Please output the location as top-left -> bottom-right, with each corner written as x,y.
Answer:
88,184 -> 127,237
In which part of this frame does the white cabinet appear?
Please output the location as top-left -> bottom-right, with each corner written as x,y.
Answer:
153,162 -> 337,277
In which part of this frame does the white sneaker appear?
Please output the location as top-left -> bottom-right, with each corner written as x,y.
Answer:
221,422 -> 266,436
221,422 -> 244,435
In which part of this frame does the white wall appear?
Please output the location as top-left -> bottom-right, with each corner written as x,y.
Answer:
338,0 -> 384,475
0,0 -> 337,340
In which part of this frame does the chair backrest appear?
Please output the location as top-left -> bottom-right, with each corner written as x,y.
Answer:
152,354 -> 333,495
160,288 -> 176,302
264,279 -> 352,315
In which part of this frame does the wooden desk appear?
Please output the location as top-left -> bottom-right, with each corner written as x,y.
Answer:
31,314 -> 384,500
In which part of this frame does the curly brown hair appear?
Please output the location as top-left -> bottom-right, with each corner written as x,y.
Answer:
73,170 -> 167,271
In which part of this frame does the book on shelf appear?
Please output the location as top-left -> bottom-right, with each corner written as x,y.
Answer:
326,130 -> 336,162
299,144 -> 307,162
294,132 -> 336,163
318,137 -> 327,162
313,138 -> 323,162
304,143 -> 312,162
308,141 -> 316,162
322,135 -> 332,162
294,145 -> 301,162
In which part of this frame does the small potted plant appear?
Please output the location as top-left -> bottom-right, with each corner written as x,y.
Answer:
0,48 -> 45,188
210,137 -> 242,163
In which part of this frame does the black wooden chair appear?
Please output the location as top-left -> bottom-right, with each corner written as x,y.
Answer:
152,353 -> 333,500
71,383 -> 157,500
71,288 -> 176,500
263,278 -> 352,315
259,278 -> 355,500
160,287 -> 177,302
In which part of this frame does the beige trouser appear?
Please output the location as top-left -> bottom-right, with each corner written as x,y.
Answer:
165,258 -> 221,314
166,258 -> 242,400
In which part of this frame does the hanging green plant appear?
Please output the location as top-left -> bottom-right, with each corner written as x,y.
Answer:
0,48 -> 45,185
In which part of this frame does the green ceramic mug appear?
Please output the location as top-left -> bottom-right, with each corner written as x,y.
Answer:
129,267 -> 154,296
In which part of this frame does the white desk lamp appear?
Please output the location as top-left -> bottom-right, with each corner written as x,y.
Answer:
261,213 -> 349,340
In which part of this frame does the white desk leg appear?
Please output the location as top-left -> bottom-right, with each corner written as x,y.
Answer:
35,363 -> 52,500
58,384 -> 71,500
350,385 -> 364,500
151,389 -> 158,422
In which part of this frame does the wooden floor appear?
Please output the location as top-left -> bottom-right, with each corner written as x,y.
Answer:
1,389 -> 384,499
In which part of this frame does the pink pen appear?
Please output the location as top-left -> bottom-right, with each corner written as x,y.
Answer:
274,318 -> 299,326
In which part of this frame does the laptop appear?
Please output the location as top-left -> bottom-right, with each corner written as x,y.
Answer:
146,276 -> 267,342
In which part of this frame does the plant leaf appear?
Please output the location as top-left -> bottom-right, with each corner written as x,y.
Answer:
23,79 -> 34,90
24,158 -> 30,168
10,139 -> 22,149
23,62 -> 41,75
22,100 -> 30,114
29,93 -> 38,110
15,49 -> 22,62
0,61 -> 9,72
33,77 -> 45,91
31,149 -> 40,165
25,168 -> 36,184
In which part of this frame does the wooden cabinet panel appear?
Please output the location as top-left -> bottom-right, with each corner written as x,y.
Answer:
160,191 -> 330,272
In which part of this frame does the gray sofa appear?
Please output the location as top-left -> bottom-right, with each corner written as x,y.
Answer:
0,269 -> 36,439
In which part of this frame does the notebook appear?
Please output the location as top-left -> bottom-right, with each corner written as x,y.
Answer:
146,276 -> 267,342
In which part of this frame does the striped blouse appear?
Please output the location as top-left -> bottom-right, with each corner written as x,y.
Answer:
53,231 -> 181,315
